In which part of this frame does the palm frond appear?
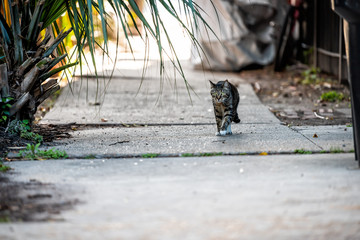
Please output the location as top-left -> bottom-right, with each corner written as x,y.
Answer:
0,0 -> 218,123
8,0 -> 23,64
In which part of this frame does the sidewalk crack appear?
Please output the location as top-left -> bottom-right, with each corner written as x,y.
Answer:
289,127 -> 324,150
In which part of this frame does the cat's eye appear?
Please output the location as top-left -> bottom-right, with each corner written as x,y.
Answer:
221,92 -> 228,97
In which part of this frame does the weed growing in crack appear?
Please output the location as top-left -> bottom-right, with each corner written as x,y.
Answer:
85,154 -> 96,159
329,147 -> 345,154
141,153 -> 159,158
18,143 -> 68,160
181,152 -> 223,157
0,161 -> 10,172
294,149 -> 312,154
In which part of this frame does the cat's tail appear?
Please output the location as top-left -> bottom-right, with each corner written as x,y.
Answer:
233,113 -> 241,123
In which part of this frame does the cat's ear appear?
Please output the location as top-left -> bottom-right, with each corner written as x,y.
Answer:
209,80 -> 216,88
224,80 -> 230,87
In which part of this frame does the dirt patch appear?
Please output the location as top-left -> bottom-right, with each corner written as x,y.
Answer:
0,131 -> 29,159
33,124 -> 73,144
0,175 -> 79,222
0,124 -> 76,222
237,64 -> 352,126
0,124 -> 72,158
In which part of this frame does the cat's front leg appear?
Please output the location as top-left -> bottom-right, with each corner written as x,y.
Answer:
215,115 -> 222,136
220,117 -> 232,136
226,124 -> 232,135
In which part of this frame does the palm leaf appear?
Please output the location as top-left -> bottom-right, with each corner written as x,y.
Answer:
38,61 -> 78,82
42,28 -> 73,58
0,0 -> 219,123
26,0 -> 45,48
42,1 -> 67,28
0,12 -> 11,45
8,0 -> 23,64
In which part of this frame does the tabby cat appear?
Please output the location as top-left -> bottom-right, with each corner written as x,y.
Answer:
210,80 -> 240,136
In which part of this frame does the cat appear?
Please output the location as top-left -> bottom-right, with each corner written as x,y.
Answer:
210,80 -> 240,136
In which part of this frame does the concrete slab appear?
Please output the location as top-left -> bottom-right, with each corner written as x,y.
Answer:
1,154 -> 359,240
41,66 -> 278,125
36,123 -> 354,158
77,59 -> 247,84
291,125 -> 354,151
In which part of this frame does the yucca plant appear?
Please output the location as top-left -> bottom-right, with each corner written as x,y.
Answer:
0,0 -> 214,129
0,1 -> 77,125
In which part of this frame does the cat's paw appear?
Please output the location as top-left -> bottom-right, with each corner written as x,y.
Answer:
226,125 -> 232,135
219,130 -> 227,136
215,132 -> 221,136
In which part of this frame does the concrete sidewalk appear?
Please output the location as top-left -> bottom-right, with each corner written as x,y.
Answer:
39,61 -> 354,157
2,60 -> 359,239
2,154 -> 360,240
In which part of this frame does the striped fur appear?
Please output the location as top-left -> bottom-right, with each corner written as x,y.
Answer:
210,80 -> 240,136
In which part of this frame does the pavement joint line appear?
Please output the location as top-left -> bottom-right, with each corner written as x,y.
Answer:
39,122 -> 283,128
289,126 -> 324,150
75,151 -> 355,159
65,151 -> 356,160
7,151 -> 357,161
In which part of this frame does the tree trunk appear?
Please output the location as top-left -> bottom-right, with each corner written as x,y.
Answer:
0,64 -> 9,98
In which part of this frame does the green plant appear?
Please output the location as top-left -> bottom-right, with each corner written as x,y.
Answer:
85,154 -> 96,159
20,131 -> 43,143
181,152 -> 223,157
181,153 -> 195,157
7,119 -> 29,134
142,153 -> 159,158
18,143 -> 68,160
329,147 -> 344,154
0,97 -> 13,126
0,162 -> 11,172
7,119 -> 43,143
294,149 -> 312,154
0,1 -> 78,123
199,152 -> 223,157
18,143 -> 40,160
0,0 -> 216,124
40,148 -> 68,159
302,47 -> 313,65
320,91 -> 345,102
0,216 -> 10,223
301,67 -> 322,85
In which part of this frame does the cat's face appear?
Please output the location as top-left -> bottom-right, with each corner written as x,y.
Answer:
210,81 -> 231,104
